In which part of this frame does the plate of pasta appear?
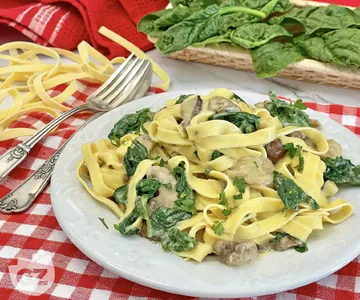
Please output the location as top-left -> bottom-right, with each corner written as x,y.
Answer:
51,88 -> 360,298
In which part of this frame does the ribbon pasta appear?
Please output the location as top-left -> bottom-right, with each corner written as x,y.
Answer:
77,88 -> 353,265
0,27 -> 170,142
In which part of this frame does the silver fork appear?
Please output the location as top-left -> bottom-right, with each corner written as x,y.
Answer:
0,112 -> 103,214
0,53 -> 153,181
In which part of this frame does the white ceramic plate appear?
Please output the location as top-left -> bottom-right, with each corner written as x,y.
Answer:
51,89 -> 360,298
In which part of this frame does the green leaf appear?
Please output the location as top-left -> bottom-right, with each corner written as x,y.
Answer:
295,29 -> 360,69
114,209 -> 140,236
221,0 -> 292,14
171,0 -> 221,11
231,23 -> 292,49
211,150 -> 223,160
222,208 -> 233,216
273,171 -> 319,211
324,156 -> 360,186
265,91 -> 311,127
108,108 -> 153,146
136,195 -> 153,237
156,5 -> 266,54
270,5 -> 360,35
219,191 -> 228,206
175,94 -> 194,104
293,99 -> 307,110
137,9 -> 171,37
154,5 -> 192,29
98,217 -> 109,229
161,227 -> 198,252
209,111 -> 260,133
233,177 -> 245,199
212,221 -> 225,236
113,185 -> 128,205
251,42 -> 304,78
113,179 -> 162,205
124,140 -> 148,176
173,166 -> 197,214
192,35 -> 231,47
151,207 -> 191,235
295,242 -> 308,253
282,143 -> 304,172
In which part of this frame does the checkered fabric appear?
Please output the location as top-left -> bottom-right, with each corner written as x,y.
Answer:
0,83 -> 359,299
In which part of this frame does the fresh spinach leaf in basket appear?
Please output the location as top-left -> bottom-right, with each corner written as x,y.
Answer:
295,28 -> 360,69
270,5 -> 360,35
324,156 -> 360,186
251,42 -> 304,78
137,9 -> 171,37
230,23 -> 292,49
154,5 -> 192,29
221,0 -> 292,15
108,108 -> 153,146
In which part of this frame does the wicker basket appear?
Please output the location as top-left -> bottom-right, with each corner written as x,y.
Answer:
154,0 -> 360,90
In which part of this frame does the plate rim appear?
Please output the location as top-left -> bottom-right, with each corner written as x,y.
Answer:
51,88 -> 360,298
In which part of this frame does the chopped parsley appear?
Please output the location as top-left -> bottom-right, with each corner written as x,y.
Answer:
233,177 -> 246,200
98,217 -> 109,229
212,221 -> 225,236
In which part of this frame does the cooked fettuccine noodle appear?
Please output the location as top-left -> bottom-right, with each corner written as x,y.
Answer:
77,88 -> 353,266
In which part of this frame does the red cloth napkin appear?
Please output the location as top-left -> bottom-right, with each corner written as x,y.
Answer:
0,0 -> 358,59
0,0 -> 168,58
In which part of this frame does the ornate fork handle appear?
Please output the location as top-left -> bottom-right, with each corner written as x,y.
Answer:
0,113 -> 102,214
0,104 -> 91,181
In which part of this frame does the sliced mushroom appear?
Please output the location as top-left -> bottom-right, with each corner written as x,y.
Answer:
137,134 -> 155,153
225,156 -> 275,187
180,95 -> 203,127
266,139 -> 286,164
208,96 -> 240,113
322,139 -> 342,159
267,235 -> 303,251
287,131 -> 316,149
145,166 -> 178,216
213,240 -> 258,266
139,223 -> 161,241
310,118 -> 321,128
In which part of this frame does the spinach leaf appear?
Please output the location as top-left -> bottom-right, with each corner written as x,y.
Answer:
212,221 -> 225,236
233,177 -> 245,199
113,179 -> 162,205
154,5 -> 191,29
192,35 -> 231,47
324,156 -> 360,186
138,9 -> 171,37
295,242 -> 308,253
114,209 -> 140,236
98,217 -> 109,229
251,42 -> 304,78
151,207 -> 192,237
221,0 -> 292,14
211,150 -> 223,160
173,166 -> 197,214
270,5 -> 360,35
273,171 -> 319,210
209,111 -> 260,133
171,0 -> 221,11
231,23 -> 292,49
295,29 -> 360,69
355,7 -> 360,17
136,195 -> 153,237
124,140 -> 148,176
264,91 -> 310,127
156,4 -> 266,54
113,185 -> 129,205
161,227 -> 198,252
108,108 -> 153,146
283,143 -> 304,172
175,94 -> 194,104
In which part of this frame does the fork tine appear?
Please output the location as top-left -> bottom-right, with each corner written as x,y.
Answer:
102,59 -> 149,106
92,52 -> 135,98
96,57 -> 141,101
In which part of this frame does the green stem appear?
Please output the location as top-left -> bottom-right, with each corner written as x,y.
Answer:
218,6 -> 266,19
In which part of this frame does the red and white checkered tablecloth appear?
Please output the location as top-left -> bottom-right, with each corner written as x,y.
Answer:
0,84 -> 360,300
